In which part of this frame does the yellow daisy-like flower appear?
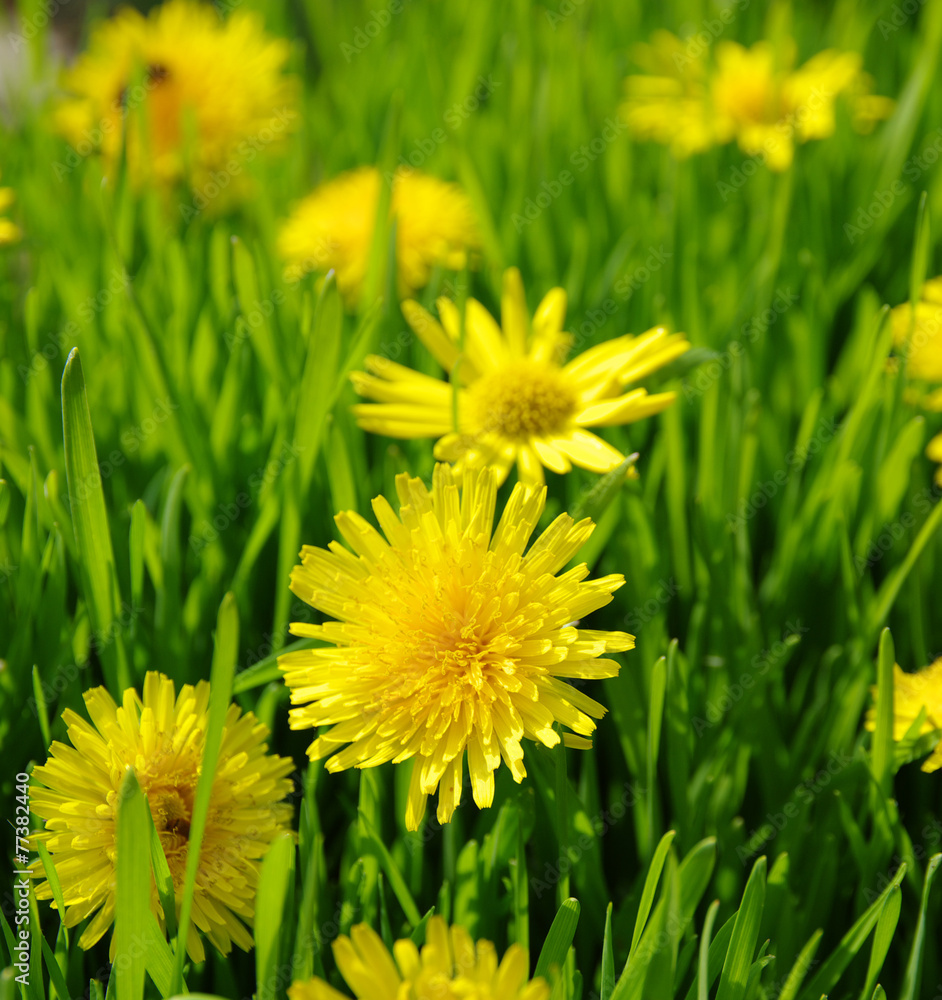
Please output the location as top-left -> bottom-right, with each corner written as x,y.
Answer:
621,34 -> 892,171
289,918 -> 549,1000
0,172 -> 21,245
29,672 -> 294,962
352,267 -> 688,486
865,660 -> 942,772
54,0 -> 296,194
889,277 -> 942,484
279,463 -> 634,830
277,166 -> 480,306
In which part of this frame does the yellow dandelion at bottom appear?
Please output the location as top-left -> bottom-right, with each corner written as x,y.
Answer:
29,672 -> 294,962
279,463 -> 634,831
865,659 -> 942,772
289,917 -> 549,1000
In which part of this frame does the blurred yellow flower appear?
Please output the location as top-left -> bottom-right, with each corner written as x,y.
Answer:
277,166 -> 480,305
0,172 -> 21,245
866,659 -> 942,772
289,918 -> 549,1000
55,0 -> 297,197
890,277 -> 942,483
30,672 -> 294,962
279,463 -> 633,830
352,267 -> 688,486
891,277 -> 942,382
621,34 -> 892,170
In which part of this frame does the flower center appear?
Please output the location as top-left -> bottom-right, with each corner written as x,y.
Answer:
469,362 -> 576,441
116,63 -> 171,109
148,787 -> 194,879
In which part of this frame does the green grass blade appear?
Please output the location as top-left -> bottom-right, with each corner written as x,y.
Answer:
715,856 -> 767,1000
256,832 -> 296,1000
170,591 -> 239,993
601,903 -> 615,1000
115,768 -> 152,1000
61,348 -> 128,691
630,829 -> 676,954
534,898 -> 581,981
899,853 -> 942,1000
697,900 -> 721,1000
871,628 -> 896,796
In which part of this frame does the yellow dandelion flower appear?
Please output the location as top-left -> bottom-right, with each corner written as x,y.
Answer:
277,166 -> 480,306
54,0 -> 297,194
289,917 -> 549,1000
866,660 -> 942,772
29,671 -> 294,963
0,172 -> 21,245
351,267 -> 688,486
279,463 -> 634,830
890,278 -> 942,482
621,34 -> 892,171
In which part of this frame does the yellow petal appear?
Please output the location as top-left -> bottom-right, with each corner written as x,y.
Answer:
502,266 -> 529,355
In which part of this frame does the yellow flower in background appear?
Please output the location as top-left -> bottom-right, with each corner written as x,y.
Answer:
55,0 -> 296,195
621,33 -> 892,170
0,172 -> 21,245
866,659 -> 942,772
278,166 -> 480,305
279,463 -> 633,830
890,277 -> 942,484
352,267 -> 688,486
289,918 -> 549,1000
890,277 -> 942,382
620,31 -> 717,158
30,672 -> 294,963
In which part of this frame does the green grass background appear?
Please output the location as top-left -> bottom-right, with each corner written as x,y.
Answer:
1,0 -> 942,997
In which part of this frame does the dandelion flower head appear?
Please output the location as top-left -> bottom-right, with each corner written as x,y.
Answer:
29,672 -> 294,962
279,464 -> 634,830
